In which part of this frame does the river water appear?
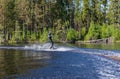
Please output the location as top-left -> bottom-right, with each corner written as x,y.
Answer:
0,43 -> 120,79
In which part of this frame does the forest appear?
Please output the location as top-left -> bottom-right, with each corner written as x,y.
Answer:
0,0 -> 120,44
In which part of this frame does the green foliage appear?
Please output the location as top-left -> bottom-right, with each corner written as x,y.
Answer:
14,31 -> 21,40
26,31 -> 30,41
85,21 -> 101,40
4,0 -> 16,29
54,29 -> 67,42
101,24 -> 112,38
80,27 -> 86,40
39,29 -> 48,42
111,26 -> 120,40
0,24 -> 3,31
0,0 -> 120,44
107,0 -> 120,24
67,28 -> 79,41
30,32 -> 36,41
101,24 -> 120,41
53,32 -> 59,42
82,0 -> 89,20
8,31 -> 21,44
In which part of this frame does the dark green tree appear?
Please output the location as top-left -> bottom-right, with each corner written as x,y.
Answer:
4,0 -> 17,41
107,0 -> 120,25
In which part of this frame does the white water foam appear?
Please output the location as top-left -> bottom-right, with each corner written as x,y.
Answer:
0,43 -> 75,52
24,43 -> 75,51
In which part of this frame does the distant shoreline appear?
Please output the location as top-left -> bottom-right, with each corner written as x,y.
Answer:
0,38 -> 120,45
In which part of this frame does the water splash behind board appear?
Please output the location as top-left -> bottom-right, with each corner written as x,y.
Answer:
1,43 -> 120,60
24,43 -> 74,51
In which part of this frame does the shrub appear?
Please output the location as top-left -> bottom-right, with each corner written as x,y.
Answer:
30,32 -> 36,41
80,27 -> 86,40
67,28 -> 79,41
101,24 -> 112,38
111,25 -> 120,40
85,21 -> 101,40
54,30 -> 66,42
39,28 -> 48,42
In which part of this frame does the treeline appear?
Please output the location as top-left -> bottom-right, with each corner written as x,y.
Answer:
0,0 -> 120,44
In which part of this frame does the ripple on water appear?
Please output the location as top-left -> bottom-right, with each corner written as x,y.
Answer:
93,55 -> 120,79
0,45 -> 120,79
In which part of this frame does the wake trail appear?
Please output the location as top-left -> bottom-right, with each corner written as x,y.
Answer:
0,44 -> 120,61
73,48 -> 120,62
24,43 -> 75,51
0,43 -> 75,52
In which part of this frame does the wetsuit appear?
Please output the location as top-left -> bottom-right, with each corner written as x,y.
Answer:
48,32 -> 54,49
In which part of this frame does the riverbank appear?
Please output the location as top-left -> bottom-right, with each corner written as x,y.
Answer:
76,37 -> 114,44
0,37 -> 120,46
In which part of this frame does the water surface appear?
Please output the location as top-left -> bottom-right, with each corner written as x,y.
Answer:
0,43 -> 120,79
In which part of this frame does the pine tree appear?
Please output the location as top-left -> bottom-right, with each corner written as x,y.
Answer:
74,0 -> 83,30
4,0 -> 17,41
107,0 -> 120,25
101,0 -> 108,23
82,0 -> 90,30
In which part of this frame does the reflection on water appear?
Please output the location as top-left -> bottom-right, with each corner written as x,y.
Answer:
75,43 -> 120,50
0,49 -> 51,79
